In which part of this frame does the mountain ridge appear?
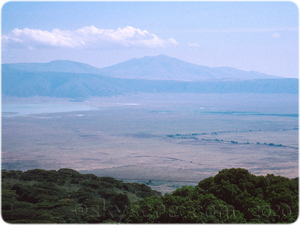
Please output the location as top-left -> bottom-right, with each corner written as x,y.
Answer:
2,70 -> 297,99
98,54 -> 215,81
2,60 -> 102,74
2,54 -> 282,81
2,55 -> 297,98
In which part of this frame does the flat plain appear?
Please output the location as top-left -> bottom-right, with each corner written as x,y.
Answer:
2,93 -> 298,193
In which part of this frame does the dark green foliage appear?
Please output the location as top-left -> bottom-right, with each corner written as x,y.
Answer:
112,193 -> 130,208
2,168 -> 298,223
125,168 -> 298,223
97,188 -> 117,199
1,168 -> 160,223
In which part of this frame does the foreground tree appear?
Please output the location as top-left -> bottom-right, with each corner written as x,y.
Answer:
126,168 -> 298,223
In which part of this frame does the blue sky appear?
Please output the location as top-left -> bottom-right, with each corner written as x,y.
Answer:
1,1 -> 298,78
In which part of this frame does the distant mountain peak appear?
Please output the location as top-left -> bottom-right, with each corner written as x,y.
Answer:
98,55 -> 280,81
2,60 -> 102,74
3,55 -> 281,81
2,56 -> 296,99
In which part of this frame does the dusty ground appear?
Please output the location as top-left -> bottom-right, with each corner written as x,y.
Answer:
2,93 -> 298,193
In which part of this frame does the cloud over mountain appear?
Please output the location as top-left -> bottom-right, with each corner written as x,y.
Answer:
2,26 -> 178,49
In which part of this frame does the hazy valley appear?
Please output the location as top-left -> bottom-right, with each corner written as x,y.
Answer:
1,55 -> 299,223
2,92 -> 298,193
2,55 -> 299,194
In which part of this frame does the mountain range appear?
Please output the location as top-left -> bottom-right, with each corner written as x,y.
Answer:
3,54 -> 280,81
2,55 -> 298,98
97,54 -> 280,81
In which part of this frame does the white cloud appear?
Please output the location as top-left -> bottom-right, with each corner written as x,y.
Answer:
271,32 -> 280,38
188,43 -> 201,47
2,26 -> 178,49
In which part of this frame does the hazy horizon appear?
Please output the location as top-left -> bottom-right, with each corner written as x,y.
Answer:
2,2 -> 298,78
1,1 -> 299,194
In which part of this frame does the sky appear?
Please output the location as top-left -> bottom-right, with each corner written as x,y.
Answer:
1,1 -> 299,78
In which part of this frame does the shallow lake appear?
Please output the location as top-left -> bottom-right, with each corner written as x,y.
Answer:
2,103 -> 98,117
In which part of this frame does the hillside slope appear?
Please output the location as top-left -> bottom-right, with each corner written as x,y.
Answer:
2,168 -> 160,223
3,55 -> 281,81
98,54 -> 281,81
2,70 -> 298,98
2,55 -> 297,98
